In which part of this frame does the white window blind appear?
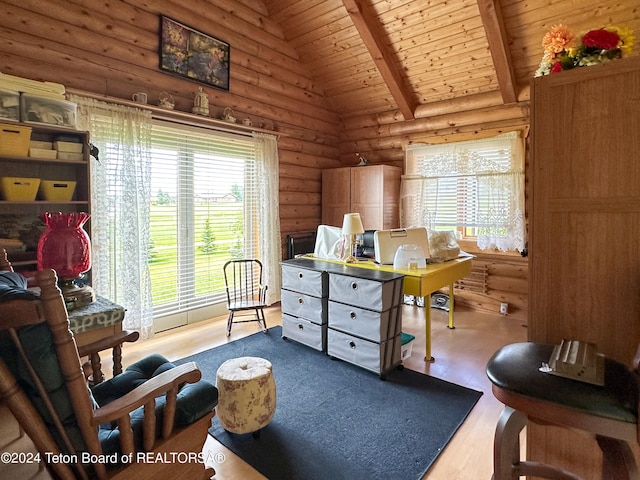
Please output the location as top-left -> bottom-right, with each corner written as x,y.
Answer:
150,121 -> 260,318
402,132 -> 526,252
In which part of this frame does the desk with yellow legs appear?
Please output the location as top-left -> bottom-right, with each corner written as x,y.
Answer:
307,256 -> 473,362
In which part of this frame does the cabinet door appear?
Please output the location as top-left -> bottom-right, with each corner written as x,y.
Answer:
321,167 -> 350,227
350,166 -> 382,230
530,57 -> 640,362
351,165 -> 400,230
529,56 -> 640,479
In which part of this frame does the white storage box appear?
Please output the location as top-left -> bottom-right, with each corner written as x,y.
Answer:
328,301 -> 401,343
54,140 -> 83,153
280,289 -> 327,325
57,151 -> 84,161
30,148 -> 57,159
0,90 -> 20,121
281,264 -> 328,297
327,329 -> 401,375
329,273 -> 404,312
30,140 -> 53,150
20,94 -> 77,128
282,313 -> 326,352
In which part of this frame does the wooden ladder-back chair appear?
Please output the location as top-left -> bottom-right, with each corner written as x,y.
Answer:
0,268 -> 218,480
0,249 -> 140,386
223,259 -> 268,336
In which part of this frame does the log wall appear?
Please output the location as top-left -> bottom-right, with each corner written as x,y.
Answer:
0,0 -> 531,318
0,0 -> 342,240
454,253 -> 528,323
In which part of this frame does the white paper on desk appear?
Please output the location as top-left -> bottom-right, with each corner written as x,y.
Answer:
313,225 -> 345,260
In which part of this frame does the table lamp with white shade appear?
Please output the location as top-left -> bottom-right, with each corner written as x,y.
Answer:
342,212 -> 364,263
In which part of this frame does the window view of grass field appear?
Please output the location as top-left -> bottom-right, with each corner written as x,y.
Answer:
149,195 -> 246,315
147,126 -> 258,321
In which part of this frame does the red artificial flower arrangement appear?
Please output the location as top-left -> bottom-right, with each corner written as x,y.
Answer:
582,29 -> 621,50
536,24 -> 635,77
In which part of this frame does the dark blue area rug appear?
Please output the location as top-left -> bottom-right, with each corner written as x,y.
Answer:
177,327 -> 482,480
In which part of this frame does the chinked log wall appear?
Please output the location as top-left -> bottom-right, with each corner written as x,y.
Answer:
1,0 -> 530,319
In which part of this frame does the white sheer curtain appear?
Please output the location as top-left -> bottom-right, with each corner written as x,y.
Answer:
70,95 -> 154,339
253,132 -> 282,304
401,132 -> 526,253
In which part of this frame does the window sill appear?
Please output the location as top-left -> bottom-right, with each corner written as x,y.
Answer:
457,239 -> 524,259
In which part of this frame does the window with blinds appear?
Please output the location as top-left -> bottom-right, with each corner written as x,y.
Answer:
149,121 -> 259,318
402,132 -> 525,252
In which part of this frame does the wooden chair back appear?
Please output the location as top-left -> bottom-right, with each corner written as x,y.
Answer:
0,267 -> 216,480
223,259 -> 267,308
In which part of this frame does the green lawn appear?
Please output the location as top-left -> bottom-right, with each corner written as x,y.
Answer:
148,202 -> 244,307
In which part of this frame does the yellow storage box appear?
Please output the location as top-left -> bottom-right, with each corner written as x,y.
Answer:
0,176 -> 40,201
0,123 -> 31,156
38,180 -> 77,201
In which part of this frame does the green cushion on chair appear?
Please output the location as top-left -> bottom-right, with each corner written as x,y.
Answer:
0,274 -> 218,469
91,354 -> 219,460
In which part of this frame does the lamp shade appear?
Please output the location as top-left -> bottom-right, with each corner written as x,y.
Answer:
342,213 -> 364,235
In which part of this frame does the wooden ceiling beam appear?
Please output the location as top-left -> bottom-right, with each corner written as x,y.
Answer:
342,0 -> 416,120
476,0 -> 518,104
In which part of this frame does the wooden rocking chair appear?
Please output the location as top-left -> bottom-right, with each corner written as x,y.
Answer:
0,267 -> 218,480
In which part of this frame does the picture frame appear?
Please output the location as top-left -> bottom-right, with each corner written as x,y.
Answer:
159,16 -> 230,91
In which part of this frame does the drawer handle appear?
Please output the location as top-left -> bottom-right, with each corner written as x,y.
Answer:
298,272 -> 304,279
298,297 -> 304,304
351,282 -> 358,290
350,311 -> 357,320
349,341 -> 357,349
298,323 -> 304,330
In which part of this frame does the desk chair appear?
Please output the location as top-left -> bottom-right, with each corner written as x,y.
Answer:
223,259 -> 268,336
486,342 -> 639,479
0,268 -> 218,480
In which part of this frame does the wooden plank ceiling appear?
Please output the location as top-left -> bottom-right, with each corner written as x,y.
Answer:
262,0 -> 640,121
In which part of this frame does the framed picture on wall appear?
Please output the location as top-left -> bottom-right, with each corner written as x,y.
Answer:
159,16 -> 230,91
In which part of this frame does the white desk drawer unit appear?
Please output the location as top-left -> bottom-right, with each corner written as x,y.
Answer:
282,314 -> 325,351
328,273 -> 401,312
328,301 -> 401,343
282,265 -> 326,297
281,258 -> 405,377
327,271 -> 404,377
280,289 -> 326,324
280,261 -> 329,351
328,329 -> 401,375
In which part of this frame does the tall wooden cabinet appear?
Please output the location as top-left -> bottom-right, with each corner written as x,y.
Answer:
528,55 -> 640,477
321,165 -> 401,230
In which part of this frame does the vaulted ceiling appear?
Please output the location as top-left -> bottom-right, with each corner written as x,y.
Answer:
262,0 -> 640,122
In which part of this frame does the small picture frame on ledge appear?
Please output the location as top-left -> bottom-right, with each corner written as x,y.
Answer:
159,16 -> 230,91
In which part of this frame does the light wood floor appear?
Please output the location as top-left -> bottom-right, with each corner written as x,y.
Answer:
0,303 -> 527,480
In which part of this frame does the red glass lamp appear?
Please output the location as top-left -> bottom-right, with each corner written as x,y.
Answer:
37,211 -> 95,309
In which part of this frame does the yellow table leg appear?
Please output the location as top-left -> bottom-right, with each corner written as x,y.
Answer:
448,283 -> 455,329
424,293 -> 434,362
